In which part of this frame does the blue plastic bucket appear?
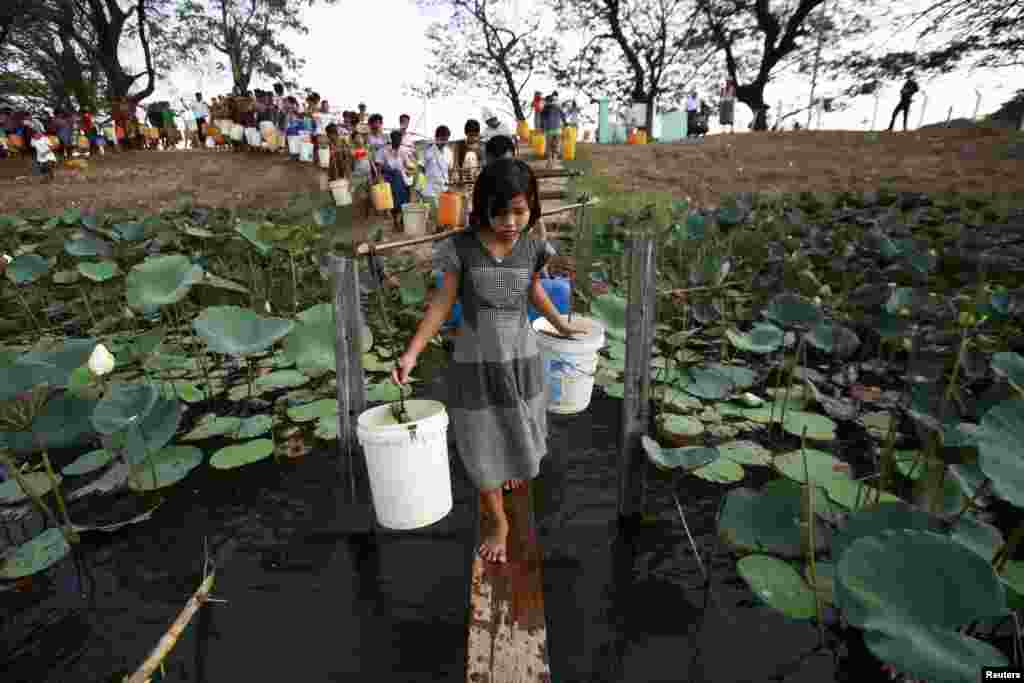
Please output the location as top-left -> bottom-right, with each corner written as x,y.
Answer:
435,273 -> 570,329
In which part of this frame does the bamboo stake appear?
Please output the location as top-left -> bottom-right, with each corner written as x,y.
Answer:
124,572 -> 218,683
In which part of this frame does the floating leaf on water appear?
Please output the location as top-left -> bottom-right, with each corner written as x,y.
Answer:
726,323 -> 784,354
825,479 -> 902,512
193,305 -> 294,356
835,529 -> 1005,632
210,439 -> 275,470
992,352 -> 1024,387
678,365 -> 741,400
763,292 -> 823,329
656,413 -> 704,446
237,414 -> 274,439
781,411 -> 837,441
62,448 -> 115,476
692,457 -> 745,483
162,380 -> 205,404
604,382 -> 625,398
640,435 -> 716,471
126,255 -> 204,309
718,440 -> 773,466
64,235 -> 111,258
6,253 -> 49,284
861,411 -> 894,439
184,227 -> 216,239
365,382 -> 403,403
657,387 -> 702,413
179,414 -> 242,441
976,399 -> 1024,508
805,322 -> 861,358
77,261 -> 121,282
736,392 -> 764,408
52,270 -> 80,285
314,417 -> 339,440
235,221 -> 273,256
718,487 -> 826,558
129,445 -> 205,491
287,398 -> 339,423
112,222 -> 146,241
774,448 -> 851,485
0,472 -> 59,504
737,554 -> 817,620
0,527 -> 71,579
256,369 -> 310,391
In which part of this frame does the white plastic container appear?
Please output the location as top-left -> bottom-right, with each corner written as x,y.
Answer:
532,315 -> 606,414
287,135 -> 302,156
356,399 -> 452,530
245,128 -> 261,146
230,125 -> 244,142
299,141 -> 315,162
318,146 -> 331,168
329,178 -> 352,206
401,202 -> 429,236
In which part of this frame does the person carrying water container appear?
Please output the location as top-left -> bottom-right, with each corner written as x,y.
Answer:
30,130 -> 57,182
540,93 -> 566,168
376,130 -> 415,230
532,91 -> 544,130
392,158 -> 587,563
422,125 -> 454,210
191,93 -> 210,147
888,72 -> 919,132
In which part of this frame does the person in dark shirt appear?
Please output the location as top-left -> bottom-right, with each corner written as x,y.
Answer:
888,73 -> 920,132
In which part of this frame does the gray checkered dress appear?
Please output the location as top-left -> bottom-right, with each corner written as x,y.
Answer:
432,231 -> 554,492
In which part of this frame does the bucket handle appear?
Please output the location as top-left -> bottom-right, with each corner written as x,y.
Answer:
549,353 -> 597,378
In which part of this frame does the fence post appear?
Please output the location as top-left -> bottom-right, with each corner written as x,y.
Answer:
918,93 -> 929,129
323,254 -> 367,472
617,238 -> 657,527
973,89 -> 983,120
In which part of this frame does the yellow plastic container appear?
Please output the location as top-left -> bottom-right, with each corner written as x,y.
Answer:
206,126 -> 221,139
517,119 -> 531,143
77,136 -> 90,149
371,181 -> 394,211
531,131 -> 545,156
562,127 -> 577,161
638,129 -> 647,144
438,191 -> 464,227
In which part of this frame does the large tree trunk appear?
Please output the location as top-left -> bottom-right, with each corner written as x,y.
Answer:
736,81 -> 769,130
644,93 -> 657,137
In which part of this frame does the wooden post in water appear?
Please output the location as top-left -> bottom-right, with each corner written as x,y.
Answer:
617,237 -> 656,525
323,253 -> 366,468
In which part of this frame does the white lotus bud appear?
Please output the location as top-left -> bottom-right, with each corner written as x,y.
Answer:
2,254 -> 11,263
813,296 -> 822,306
87,343 -> 115,376
265,301 -> 272,313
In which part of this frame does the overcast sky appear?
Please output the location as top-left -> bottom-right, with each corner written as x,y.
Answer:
147,0 -> 1023,137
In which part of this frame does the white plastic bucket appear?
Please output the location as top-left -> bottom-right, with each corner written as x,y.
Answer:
299,141 -> 315,162
356,399 -> 452,530
259,120 -> 276,132
230,125 -> 244,142
287,135 -> 302,155
532,315 -> 606,414
401,202 -> 429,236
318,146 -> 330,168
329,178 -> 352,206
245,128 -> 261,146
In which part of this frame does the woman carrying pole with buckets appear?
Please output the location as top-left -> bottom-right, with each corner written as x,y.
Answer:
391,158 -> 589,563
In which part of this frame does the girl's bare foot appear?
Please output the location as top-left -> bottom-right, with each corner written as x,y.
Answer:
502,479 -> 526,491
479,518 -> 509,563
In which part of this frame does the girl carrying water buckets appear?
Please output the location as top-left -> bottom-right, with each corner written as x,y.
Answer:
391,158 -> 588,564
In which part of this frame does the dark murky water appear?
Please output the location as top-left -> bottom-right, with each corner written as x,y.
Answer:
4,369 -> 909,683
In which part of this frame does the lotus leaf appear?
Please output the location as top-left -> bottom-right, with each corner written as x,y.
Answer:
210,439 -> 275,469
603,356 -> 626,373
606,339 -> 626,359
235,222 -> 273,256
950,515 -> 1003,562
180,414 -> 242,441
6,253 -> 49,284
657,388 -> 702,413
112,222 -> 146,241
885,287 -> 927,316
126,255 -> 203,309
117,397 -> 182,466
763,293 -> 823,329
314,206 -> 337,226
992,352 -> 1024,387
977,399 -> 1024,507
876,311 -> 913,339
53,270 -> 80,285
657,413 -> 704,440
362,353 -> 393,373
256,369 -> 309,390
678,366 -> 740,400
726,323 -> 784,354
237,414 -> 273,439
826,478 -> 901,513
399,272 -> 427,306
641,436 -> 716,470
862,618 -> 1008,683
948,462 -> 986,500
62,448 -> 115,476
129,446 -> 205,491
92,382 -> 159,435
3,393 -> 98,454
718,487 -> 827,558
193,306 -> 294,356
314,417 -> 339,440
282,304 -> 340,375
198,272 -> 249,294
999,562 -> 1024,611
184,227 -> 216,238
590,293 -> 627,340
893,450 -> 924,480
77,261 -> 121,282
64,236 -> 111,258
366,382 -> 403,403
774,448 -> 851,485
229,383 -> 264,401
737,554 -> 817,620
162,380 -> 205,403
0,471 -> 59,504
835,529 -> 1005,631
781,411 -> 837,441
120,328 -> 166,364
287,399 -> 339,423
762,478 -> 843,525
692,457 -> 745,483
0,527 -> 71,579
604,383 -> 625,398
718,440 -> 773,466
806,322 -> 860,358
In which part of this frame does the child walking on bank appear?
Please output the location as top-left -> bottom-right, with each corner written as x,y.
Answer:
391,158 -> 588,563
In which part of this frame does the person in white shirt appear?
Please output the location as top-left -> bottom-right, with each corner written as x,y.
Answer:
375,130 -> 416,229
686,90 -> 699,138
190,93 -> 210,146
30,133 -> 57,181
423,125 -> 454,208
397,113 -> 416,153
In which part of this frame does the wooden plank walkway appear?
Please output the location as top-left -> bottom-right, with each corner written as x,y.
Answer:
466,483 -> 551,683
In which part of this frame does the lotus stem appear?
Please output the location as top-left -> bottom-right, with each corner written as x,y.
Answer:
778,333 -> 805,429
13,287 -> 42,333
123,571 -> 217,683
247,249 -> 256,308
800,429 -> 825,647
946,332 -> 969,404
78,285 -> 98,329
40,450 -> 78,544
878,403 -> 899,493
247,358 -> 255,400
289,251 -> 299,315
0,449 -> 61,536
